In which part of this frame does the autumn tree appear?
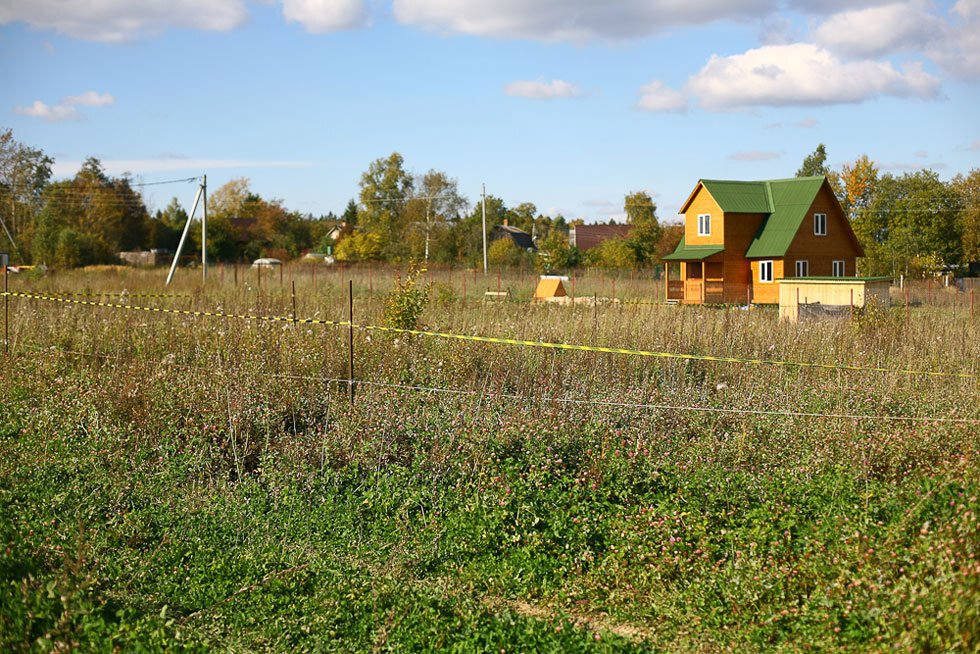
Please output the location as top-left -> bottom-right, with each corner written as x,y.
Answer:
33,158 -> 148,267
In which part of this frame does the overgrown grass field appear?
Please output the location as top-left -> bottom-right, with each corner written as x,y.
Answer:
2,265 -> 979,652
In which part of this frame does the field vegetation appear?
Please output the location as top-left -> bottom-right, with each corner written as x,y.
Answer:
2,265 -> 979,652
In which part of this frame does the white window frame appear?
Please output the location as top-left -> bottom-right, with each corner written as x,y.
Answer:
795,260 -> 808,277
697,213 -> 711,236
832,260 -> 845,277
814,213 -> 827,236
759,260 -> 773,283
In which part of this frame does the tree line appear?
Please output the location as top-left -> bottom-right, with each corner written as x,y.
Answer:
1,128 -> 978,277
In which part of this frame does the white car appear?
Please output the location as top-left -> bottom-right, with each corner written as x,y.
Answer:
250,258 -> 282,269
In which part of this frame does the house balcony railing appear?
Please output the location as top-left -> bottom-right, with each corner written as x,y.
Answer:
667,280 -> 684,300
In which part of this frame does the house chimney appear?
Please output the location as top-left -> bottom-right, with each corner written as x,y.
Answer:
503,218 -> 509,227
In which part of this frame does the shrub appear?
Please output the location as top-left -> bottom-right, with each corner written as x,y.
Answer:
383,261 -> 430,329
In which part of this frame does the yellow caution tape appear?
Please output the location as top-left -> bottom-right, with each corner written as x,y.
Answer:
37,291 -> 192,298
3,291 -> 973,380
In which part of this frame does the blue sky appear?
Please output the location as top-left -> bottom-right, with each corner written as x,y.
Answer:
2,0 -> 978,222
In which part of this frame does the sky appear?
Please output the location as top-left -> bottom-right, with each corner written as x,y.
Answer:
1,0 -> 978,223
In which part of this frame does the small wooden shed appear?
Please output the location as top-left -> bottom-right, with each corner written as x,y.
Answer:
534,276 -> 568,302
777,277 -> 891,322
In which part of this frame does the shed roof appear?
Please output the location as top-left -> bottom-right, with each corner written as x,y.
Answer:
662,236 -> 724,261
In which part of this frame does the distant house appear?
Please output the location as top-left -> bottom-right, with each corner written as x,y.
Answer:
326,222 -> 359,244
569,224 -> 632,251
490,220 -> 536,251
663,176 -> 864,304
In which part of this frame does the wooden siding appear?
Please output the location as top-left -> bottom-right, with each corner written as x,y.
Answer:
722,212 -> 766,302
750,259 -> 784,304
778,279 -> 891,322
784,184 -> 861,271
683,187 -> 724,247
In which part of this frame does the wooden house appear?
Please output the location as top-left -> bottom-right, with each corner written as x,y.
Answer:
490,220 -> 537,251
663,176 -> 863,304
569,224 -> 632,251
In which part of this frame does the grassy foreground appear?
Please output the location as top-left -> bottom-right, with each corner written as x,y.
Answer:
2,267 -> 979,652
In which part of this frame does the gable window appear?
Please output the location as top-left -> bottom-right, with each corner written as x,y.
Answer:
697,213 -> 711,236
759,260 -> 773,283
795,260 -> 808,277
832,260 -> 845,276
814,213 -> 827,236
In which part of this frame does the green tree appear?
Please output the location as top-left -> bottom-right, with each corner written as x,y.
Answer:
867,170 -> 961,277
452,194 -> 507,266
487,237 -> 530,267
33,158 -> 148,267
342,199 -> 358,225
954,169 -> 980,266
624,191 -> 662,265
358,153 -> 413,259
405,170 -> 467,261
797,144 -> 829,177
586,237 -> 638,269
535,229 -> 579,273
0,128 -> 53,262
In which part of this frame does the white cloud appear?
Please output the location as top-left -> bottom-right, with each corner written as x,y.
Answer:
811,1 -> 980,80
51,158 -> 318,177
967,141 -> 980,151
636,80 -> 688,113
64,91 -> 115,107
729,150 -> 780,161
812,2 -> 941,59
914,149 -> 928,158
686,43 -> 940,110
503,78 -> 585,99
0,0 -> 249,43
15,100 -> 80,122
14,91 -> 115,122
767,116 -> 820,128
392,0 -> 783,42
927,3 -> 980,79
280,0 -> 371,32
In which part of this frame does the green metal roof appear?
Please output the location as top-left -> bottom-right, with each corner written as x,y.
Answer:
662,236 -> 724,261
699,180 -> 772,213
665,175 -> 856,262
744,177 -> 826,258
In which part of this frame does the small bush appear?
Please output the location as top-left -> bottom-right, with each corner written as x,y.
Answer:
383,261 -> 430,329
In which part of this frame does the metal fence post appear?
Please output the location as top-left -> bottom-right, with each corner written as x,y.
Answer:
348,279 -> 355,406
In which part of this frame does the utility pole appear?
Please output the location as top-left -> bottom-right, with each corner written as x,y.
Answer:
166,176 -> 205,286
482,183 -> 488,275
202,174 -> 208,282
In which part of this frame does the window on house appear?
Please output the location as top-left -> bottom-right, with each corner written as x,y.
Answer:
795,260 -> 808,277
832,260 -> 845,276
698,213 -> 711,236
759,260 -> 773,283
814,213 -> 827,236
